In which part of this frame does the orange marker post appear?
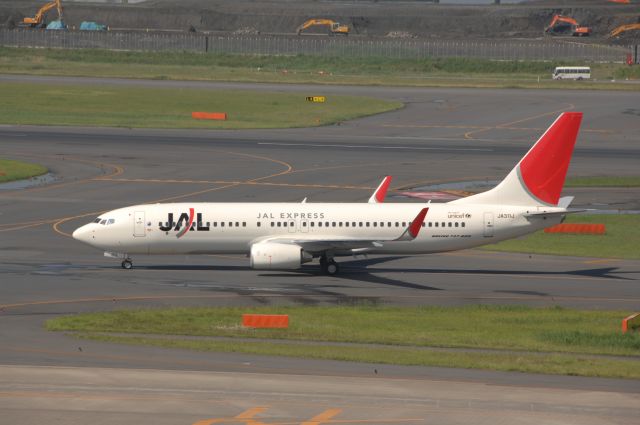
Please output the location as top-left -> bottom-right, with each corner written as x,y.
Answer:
622,313 -> 640,333
242,314 -> 289,329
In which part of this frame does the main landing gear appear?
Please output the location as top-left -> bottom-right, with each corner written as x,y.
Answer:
121,258 -> 133,269
319,255 -> 339,275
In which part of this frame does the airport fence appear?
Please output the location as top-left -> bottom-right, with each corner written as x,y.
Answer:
0,29 -> 634,63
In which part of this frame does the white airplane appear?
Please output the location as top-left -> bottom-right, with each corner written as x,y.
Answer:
73,112 -> 583,275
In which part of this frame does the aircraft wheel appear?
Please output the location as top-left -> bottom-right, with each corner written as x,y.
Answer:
121,259 -> 133,270
325,260 -> 339,275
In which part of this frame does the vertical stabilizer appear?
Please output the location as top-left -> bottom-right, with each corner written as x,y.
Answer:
449,112 -> 582,207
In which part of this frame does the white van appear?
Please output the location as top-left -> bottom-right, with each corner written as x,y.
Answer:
552,66 -> 591,80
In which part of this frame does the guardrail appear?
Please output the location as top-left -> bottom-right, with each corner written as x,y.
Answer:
0,29 -> 633,63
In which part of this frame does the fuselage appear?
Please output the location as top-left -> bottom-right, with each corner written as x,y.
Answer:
73,202 -> 562,256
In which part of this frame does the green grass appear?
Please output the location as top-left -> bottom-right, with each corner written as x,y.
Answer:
1,47 -> 638,90
47,305 -> 640,379
79,333 -> 640,379
0,82 -> 401,129
0,159 -> 48,183
483,214 -> 640,260
565,176 -> 640,187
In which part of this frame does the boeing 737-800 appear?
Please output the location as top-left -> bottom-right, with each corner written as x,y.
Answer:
73,112 -> 583,275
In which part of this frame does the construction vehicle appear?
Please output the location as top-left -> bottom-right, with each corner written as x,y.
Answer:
21,0 -> 63,28
609,22 -> 640,38
545,14 -> 591,37
296,19 -> 349,36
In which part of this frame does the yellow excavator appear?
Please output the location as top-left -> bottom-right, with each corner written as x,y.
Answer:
296,19 -> 349,36
21,0 -> 63,28
609,22 -> 640,38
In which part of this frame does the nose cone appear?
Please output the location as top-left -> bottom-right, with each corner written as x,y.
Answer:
72,224 -> 92,244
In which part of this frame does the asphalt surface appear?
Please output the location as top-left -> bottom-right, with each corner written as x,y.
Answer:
1,77 -> 639,424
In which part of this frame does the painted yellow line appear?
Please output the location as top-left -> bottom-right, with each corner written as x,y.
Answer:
464,104 -> 575,140
193,406 -> 269,425
582,258 -> 620,265
302,409 -> 343,425
93,177 -> 373,191
381,124 -> 612,134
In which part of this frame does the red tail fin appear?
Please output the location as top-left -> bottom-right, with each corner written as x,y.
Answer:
519,112 -> 582,205
449,112 -> 582,207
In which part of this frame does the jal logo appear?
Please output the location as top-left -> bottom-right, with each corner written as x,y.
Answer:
159,208 -> 209,238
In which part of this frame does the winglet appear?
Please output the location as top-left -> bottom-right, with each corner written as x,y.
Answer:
368,176 -> 392,203
395,208 -> 429,241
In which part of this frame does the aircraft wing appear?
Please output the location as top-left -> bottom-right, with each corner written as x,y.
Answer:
254,207 -> 428,254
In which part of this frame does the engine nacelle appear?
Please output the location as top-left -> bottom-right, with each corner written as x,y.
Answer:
250,242 -> 312,270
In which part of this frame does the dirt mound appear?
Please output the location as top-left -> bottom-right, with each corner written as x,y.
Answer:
1,0 -> 638,42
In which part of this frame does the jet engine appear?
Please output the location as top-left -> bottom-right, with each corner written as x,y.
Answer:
250,242 -> 312,270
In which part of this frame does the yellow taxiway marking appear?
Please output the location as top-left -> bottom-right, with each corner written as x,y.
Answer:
582,258 -> 620,265
381,123 -> 611,134
301,409 -> 343,425
193,407 -> 422,425
464,104 -> 575,140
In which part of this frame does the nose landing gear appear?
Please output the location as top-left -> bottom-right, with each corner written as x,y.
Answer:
121,258 -> 133,269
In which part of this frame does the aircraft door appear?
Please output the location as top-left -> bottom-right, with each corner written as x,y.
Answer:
483,212 -> 494,237
134,211 -> 146,237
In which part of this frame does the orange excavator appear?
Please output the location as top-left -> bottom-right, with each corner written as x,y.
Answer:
609,22 -> 640,38
21,0 -> 63,28
296,19 -> 349,36
545,14 -> 591,37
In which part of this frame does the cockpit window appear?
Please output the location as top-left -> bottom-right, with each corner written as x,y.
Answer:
107,219 -> 115,225
100,219 -> 107,225
94,218 -> 101,223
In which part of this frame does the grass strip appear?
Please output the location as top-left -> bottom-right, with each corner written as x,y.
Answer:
0,81 -> 401,129
1,47 -> 639,90
47,305 -> 640,356
77,333 -> 640,379
565,176 -> 640,188
0,158 -> 48,183
483,214 -> 640,260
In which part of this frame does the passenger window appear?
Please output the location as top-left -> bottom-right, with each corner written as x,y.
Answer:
221,222 -> 225,227
359,222 -> 363,227
448,222 -> 452,227
373,222 -> 377,227
271,222 -> 275,227
277,222 -> 281,227
229,222 -> 233,227
303,222 -> 307,227
428,222 -> 432,227
339,222 -> 343,227
442,222 -> 445,227
332,222 -> 336,227
325,222 -> 330,227
462,222 -> 466,228
352,222 -> 356,227
366,222 -> 370,227
395,222 -> 399,227
311,222 -> 315,227
318,222 -> 322,227
455,222 -> 459,227
402,222 -> 406,227
256,222 -> 260,227
345,222 -> 349,227
283,222 -> 288,227
435,222 -> 439,227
